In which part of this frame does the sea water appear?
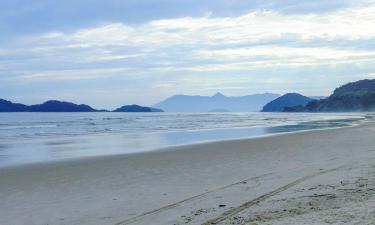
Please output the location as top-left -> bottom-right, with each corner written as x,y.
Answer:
0,112 -> 368,167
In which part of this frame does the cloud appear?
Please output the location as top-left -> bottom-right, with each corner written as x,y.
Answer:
1,1 -> 375,106
0,0 -> 360,40
195,47 -> 375,60
57,3 -> 375,49
21,68 -> 132,80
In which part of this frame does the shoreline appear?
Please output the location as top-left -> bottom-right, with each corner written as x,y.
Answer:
0,117 -> 365,171
1,121 -> 375,224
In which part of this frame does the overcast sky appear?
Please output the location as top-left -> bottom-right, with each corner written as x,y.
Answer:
1,0 -> 375,109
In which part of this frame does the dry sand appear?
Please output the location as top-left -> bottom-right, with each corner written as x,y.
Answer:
1,121 -> 375,225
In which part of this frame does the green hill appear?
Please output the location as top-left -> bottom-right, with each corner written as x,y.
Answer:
285,79 -> 375,112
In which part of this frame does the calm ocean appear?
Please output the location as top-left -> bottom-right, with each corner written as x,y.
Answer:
0,112 -> 367,167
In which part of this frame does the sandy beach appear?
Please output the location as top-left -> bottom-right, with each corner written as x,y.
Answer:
1,120 -> 375,225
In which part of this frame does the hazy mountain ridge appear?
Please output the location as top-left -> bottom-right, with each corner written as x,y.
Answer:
154,92 -> 280,112
28,100 -> 97,112
0,99 -> 162,112
0,99 -> 97,112
285,79 -> 375,112
3,79 -> 374,113
262,93 -> 313,112
0,99 -> 29,112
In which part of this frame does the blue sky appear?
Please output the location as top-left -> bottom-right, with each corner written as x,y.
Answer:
1,0 -> 375,109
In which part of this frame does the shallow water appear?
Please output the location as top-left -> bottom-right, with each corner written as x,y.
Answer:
0,112 -> 368,167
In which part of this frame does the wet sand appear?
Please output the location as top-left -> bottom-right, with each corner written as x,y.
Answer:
1,121 -> 375,225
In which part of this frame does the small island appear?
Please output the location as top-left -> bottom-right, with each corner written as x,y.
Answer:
113,104 -> 163,112
0,99 -> 163,112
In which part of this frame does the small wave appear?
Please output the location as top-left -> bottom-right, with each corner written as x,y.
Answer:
103,117 -> 124,120
93,128 -> 112,132
0,124 -> 57,130
81,118 -> 94,121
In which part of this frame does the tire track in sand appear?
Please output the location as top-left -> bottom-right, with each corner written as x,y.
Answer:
114,173 -> 271,225
202,166 -> 346,225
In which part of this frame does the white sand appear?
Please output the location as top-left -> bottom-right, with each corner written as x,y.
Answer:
1,121 -> 375,225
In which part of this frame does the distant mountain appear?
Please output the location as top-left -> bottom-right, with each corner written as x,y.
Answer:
28,100 -> 97,112
0,99 -> 28,112
113,104 -> 163,112
285,79 -> 375,112
0,99 -> 98,112
262,93 -> 313,112
309,96 -> 326,100
283,105 -> 308,112
0,99 -> 164,113
154,93 -> 280,112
